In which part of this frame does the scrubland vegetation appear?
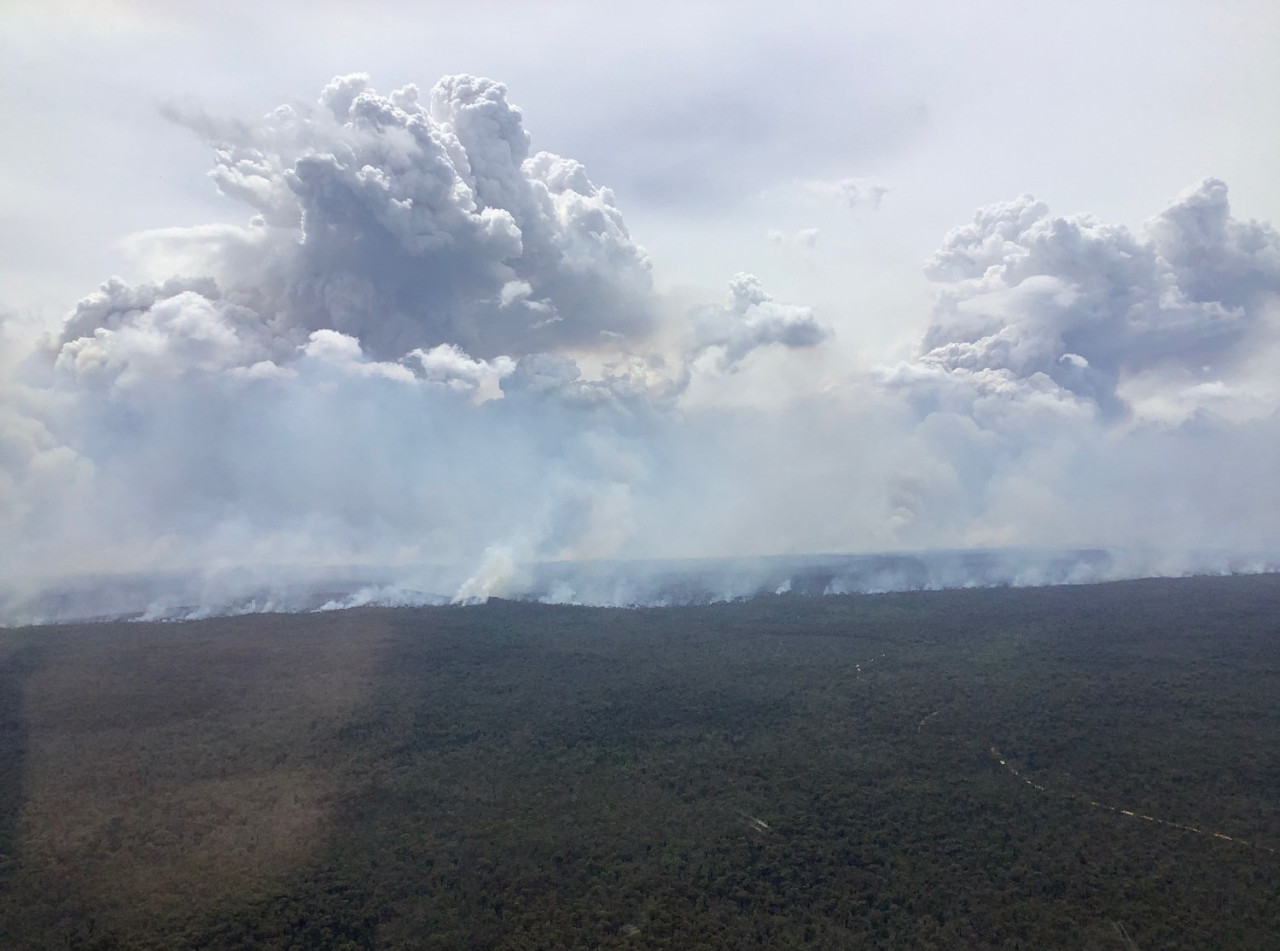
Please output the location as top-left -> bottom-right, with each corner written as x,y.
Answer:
1,575 -> 1278,948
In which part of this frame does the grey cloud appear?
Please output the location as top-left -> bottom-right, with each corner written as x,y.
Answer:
499,353 -> 681,429
690,273 -> 832,371
61,275 -> 226,344
408,343 -> 515,393
902,180 -> 1280,419
56,285 -> 272,389
148,74 -> 656,361
1147,178 -> 1280,310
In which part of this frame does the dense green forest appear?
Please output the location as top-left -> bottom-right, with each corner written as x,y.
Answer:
1,574 -> 1278,949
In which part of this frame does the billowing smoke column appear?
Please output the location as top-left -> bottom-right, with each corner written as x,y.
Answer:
62,73 -> 660,367
0,74 -> 830,622
2,74 -> 1279,625
875,178 -> 1280,554
890,179 -> 1280,420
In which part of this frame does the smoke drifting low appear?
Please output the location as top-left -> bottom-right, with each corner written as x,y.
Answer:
3,74 -> 1280,625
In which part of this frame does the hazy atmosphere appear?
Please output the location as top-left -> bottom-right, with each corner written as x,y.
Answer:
4,0 -> 1280,622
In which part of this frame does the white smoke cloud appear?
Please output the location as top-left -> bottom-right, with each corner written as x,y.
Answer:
2,73 -> 1280,624
689,273 -> 832,372
145,73 -> 656,361
893,178 -> 1280,419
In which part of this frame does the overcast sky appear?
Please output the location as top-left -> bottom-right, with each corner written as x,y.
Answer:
3,1 -> 1280,617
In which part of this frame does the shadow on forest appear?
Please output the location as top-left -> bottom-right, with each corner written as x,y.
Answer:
0,638 -> 44,883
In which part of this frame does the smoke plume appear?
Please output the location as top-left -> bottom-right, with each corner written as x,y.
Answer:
2,74 -> 1279,624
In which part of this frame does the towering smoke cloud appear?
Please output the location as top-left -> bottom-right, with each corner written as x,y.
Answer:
871,180 -> 1280,556
107,73 -> 656,362
1,74 -> 1279,625
0,74 -> 832,621
890,179 -> 1280,419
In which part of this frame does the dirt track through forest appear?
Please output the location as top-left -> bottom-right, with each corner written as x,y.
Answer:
887,640 -> 1279,859
988,746 -> 1280,856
